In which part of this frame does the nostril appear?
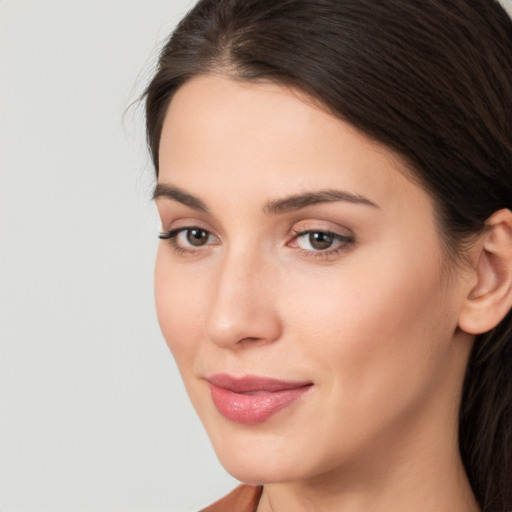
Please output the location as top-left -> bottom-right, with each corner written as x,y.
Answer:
236,336 -> 270,347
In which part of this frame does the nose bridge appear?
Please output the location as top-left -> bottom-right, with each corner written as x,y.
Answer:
205,241 -> 281,348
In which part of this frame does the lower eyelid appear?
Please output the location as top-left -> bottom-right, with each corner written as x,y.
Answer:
298,246 -> 346,260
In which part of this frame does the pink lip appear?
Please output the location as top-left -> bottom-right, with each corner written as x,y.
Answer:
207,374 -> 313,424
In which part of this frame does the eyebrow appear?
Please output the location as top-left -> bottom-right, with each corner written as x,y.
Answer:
153,184 -> 379,214
153,183 -> 209,212
263,189 -> 379,214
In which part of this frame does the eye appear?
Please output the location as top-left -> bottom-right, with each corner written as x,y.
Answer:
183,228 -> 210,246
291,229 -> 355,254
299,231 -> 338,250
159,227 -> 218,251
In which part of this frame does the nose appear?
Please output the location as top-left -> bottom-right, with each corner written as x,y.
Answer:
204,249 -> 283,349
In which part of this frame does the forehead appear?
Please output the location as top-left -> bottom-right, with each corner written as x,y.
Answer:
158,74 -> 431,218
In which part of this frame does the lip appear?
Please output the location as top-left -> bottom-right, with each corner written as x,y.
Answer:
207,374 -> 313,424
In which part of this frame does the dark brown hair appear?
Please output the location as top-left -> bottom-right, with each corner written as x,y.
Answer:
143,1 -> 512,509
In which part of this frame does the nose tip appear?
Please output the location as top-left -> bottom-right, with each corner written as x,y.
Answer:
206,314 -> 279,349
204,260 -> 282,349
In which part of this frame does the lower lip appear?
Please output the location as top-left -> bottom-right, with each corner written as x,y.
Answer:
209,383 -> 312,424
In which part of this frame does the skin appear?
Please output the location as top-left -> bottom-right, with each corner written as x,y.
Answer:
154,74 -> 481,511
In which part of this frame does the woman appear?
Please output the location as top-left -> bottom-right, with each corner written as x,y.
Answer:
144,0 -> 512,510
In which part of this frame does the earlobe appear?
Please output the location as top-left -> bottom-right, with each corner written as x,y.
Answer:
458,209 -> 512,335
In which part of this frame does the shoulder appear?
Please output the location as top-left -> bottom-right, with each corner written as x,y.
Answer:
200,484 -> 263,512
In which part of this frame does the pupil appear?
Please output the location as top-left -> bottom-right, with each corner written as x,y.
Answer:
310,232 -> 333,250
187,229 -> 208,246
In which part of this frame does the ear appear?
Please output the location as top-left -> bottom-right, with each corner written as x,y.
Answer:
458,209 -> 512,335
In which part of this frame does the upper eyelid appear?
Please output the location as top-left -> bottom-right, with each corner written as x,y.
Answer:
291,221 -> 354,237
159,221 -> 355,243
164,226 -> 215,237
160,220 -> 217,235
160,223 -> 352,236
290,229 -> 355,246
158,213 -> 224,236
292,226 -> 351,235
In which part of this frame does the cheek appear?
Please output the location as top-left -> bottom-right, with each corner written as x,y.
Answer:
154,248 -> 207,367
284,243 -> 454,401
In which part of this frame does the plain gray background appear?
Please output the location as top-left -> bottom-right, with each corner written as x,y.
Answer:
0,1 -> 237,511
1,1 -> 511,511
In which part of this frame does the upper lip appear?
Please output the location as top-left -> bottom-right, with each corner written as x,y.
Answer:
206,373 -> 313,393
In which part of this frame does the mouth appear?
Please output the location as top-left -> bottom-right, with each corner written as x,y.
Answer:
206,374 -> 313,424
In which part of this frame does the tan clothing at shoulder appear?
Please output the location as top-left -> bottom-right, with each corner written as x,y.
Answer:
200,485 -> 263,512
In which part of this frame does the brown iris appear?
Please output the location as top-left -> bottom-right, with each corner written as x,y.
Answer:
186,229 -> 209,246
309,232 -> 335,250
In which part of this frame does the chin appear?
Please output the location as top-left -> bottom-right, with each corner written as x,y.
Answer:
203,422 -> 326,486
218,452 -> 302,485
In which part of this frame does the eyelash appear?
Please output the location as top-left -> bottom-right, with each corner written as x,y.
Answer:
158,227 -> 355,260
158,227 -> 215,256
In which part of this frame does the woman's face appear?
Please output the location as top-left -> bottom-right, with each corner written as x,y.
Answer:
154,75 -> 472,484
